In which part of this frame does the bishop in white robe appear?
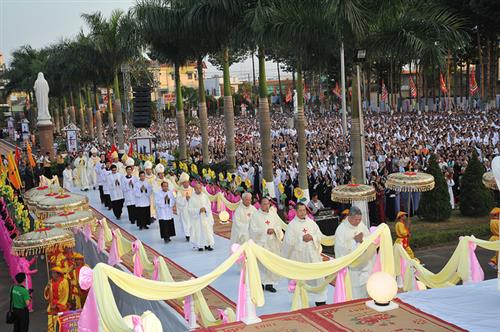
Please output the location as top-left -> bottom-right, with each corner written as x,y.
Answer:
334,206 -> 375,299
249,198 -> 284,292
282,204 -> 326,305
230,192 -> 257,245
73,151 -> 90,190
175,172 -> 193,241
188,182 -> 215,250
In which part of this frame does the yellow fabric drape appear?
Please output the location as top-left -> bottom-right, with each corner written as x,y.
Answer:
394,236 -> 500,289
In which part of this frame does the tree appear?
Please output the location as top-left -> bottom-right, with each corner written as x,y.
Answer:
82,9 -> 139,151
460,152 -> 493,216
135,0 -> 195,161
417,154 -> 452,221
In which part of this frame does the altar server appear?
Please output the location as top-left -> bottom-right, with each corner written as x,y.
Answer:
62,164 -> 74,191
334,206 -> 375,299
250,197 -> 284,292
122,163 -> 138,224
230,192 -> 257,245
188,182 -> 214,251
107,164 -> 125,219
155,181 -> 176,242
135,171 -> 152,230
282,203 -> 327,306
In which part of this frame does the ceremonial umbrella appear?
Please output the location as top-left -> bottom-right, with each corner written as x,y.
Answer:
43,210 -> 95,230
23,184 -> 61,212
482,172 -> 498,191
12,227 -> 75,281
385,171 -> 435,222
33,191 -> 89,220
331,183 -> 377,204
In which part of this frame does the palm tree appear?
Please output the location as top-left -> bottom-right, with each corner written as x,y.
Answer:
82,9 -> 139,151
135,0 -> 195,161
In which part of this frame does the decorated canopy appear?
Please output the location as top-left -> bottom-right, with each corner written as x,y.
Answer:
331,184 -> 376,203
12,227 -> 75,256
24,185 -> 61,211
33,192 -> 89,219
43,210 -> 95,229
385,171 -> 435,193
482,172 -> 498,191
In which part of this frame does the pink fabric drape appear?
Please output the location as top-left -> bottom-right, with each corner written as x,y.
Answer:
152,257 -> 160,281
333,267 -> 349,303
78,266 -> 99,332
131,316 -> 144,332
107,230 -> 121,266
468,241 -> 484,283
183,295 -> 192,321
96,219 -> 105,253
132,240 -> 144,277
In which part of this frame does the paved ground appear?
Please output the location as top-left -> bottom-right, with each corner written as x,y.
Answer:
0,256 -> 49,332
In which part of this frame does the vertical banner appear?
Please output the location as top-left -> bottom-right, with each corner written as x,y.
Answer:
67,131 -> 78,152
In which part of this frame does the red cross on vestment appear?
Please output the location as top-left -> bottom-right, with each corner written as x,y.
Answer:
302,228 -> 308,234
265,220 -> 270,225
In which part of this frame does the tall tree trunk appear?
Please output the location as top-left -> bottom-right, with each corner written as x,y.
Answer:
94,84 -> 104,145
251,51 -> 256,88
197,57 -> 210,164
295,66 -> 309,199
63,96 -> 69,126
86,86 -> 94,138
106,86 -> 115,127
277,61 -> 283,99
78,87 -> 87,136
350,68 -> 364,184
486,38 -> 491,102
466,61 -> 470,102
258,47 -> 274,196
222,47 -> 236,170
476,30 -> 484,100
114,73 -> 124,152
459,62 -> 463,104
432,67 -> 436,108
175,63 -> 187,161
70,91 -> 76,124
53,107 -> 60,134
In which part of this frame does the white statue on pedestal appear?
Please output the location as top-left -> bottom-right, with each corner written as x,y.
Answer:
33,72 -> 52,125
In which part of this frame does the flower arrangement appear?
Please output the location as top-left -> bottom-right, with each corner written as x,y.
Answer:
278,183 -> 287,201
294,187 -> 307,203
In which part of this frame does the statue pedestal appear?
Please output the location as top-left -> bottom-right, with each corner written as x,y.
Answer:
38,123 -> 54,157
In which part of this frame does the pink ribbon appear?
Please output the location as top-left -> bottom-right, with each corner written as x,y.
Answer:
78,267 -> 99,332
183,295 -> 192,321
96,220 -> 105,253
132,240 -> 144,277
400,257 -> 407,285
369,227 -> 382,273
232,244 -> 247,321
217,309 -> 229,324
131,316 -> 144,332
83,223 -> 92,242
152,257 -> 160,281
107,230 -> 121,266
468,241 -> 484,283
288,279 -> 297,293
333,267 -> 348,303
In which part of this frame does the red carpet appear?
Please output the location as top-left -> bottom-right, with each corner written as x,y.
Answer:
197,298 -> 466,332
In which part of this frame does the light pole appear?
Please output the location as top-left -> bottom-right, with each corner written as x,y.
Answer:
356,49 -> 367,181
340,42 -> 348,135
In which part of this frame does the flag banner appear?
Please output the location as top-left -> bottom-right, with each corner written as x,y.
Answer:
381,80 -> 388,102
440,73 -> 448,94
469,68 -> 479,97
409,76 -> 417,98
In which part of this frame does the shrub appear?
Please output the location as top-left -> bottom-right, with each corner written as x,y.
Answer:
417,154 -> 452,221
460,152 -> 493,217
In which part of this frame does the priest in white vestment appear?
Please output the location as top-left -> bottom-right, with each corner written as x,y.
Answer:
188,182 -> 215,251
175,172 -> 193,242
282,203 -> 326,305
230,192 -> 257,245
249,197 -> 284,292
88,147 -> 100,189
334,206 -> 375,299
62,164 -> 74,191
73,151 -> 90,190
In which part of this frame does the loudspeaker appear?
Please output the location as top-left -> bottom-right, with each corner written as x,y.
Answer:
132,86 -> 152,128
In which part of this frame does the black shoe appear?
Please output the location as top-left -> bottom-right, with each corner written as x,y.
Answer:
117,217 -> 121,220
206,246 -> 213,251
130,221 -> 135,224
186,236 -> 190,242
139,227 -> 143,230
198,248 -> 204,251
144,226 -> 149,229
108,208 -> 112,211
164,238 -> 170,243
315,302 -> 326,307
264,285 -> 277,293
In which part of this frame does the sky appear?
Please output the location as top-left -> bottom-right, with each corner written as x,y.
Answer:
0,0 -> 291,81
